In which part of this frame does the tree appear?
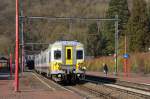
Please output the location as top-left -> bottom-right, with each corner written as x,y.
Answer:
126,0 -> 150,52
104,0 -> 129,54
87,22 -> 107,57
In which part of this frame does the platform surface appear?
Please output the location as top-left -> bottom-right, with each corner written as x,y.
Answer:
0,72 -> 82,99
86,71 -> 150,84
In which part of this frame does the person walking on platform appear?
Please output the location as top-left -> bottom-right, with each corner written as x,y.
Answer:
103,63 -> 108,76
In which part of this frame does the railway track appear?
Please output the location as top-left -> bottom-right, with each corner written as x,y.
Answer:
82,79 -> 150,99
85,75 -> 150,93
33,71 -> 150,99
74,84 -> 117,99
34,71 -> 113,99
64,81 -> 150,99
116,80 -> 150,92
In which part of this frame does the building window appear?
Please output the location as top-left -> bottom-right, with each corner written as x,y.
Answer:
76,50 -> 83,59
54,50 -> 61,60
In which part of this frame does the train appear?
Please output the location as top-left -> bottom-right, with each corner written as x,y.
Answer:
25,55 -> 35,70
34,41 -> 86,82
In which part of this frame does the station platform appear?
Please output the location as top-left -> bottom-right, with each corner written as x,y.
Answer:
0,72 -> 82,99
86,71 -> 150,84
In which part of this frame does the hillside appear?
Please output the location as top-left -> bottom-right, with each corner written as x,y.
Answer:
0,0 -> 111,53
0,0 -> 149,54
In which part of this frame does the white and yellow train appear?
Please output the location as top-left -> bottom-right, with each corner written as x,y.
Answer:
34,41 -> 86,82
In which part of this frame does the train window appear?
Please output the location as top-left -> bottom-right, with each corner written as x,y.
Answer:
67,49 -> 71,59
76,50 -> 83,59
54,50 -> 61,60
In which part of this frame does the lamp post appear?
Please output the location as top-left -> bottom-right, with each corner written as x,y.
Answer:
15,0 -> 19,92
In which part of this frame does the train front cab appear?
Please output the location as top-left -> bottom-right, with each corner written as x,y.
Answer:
65,46 -> 85,82
50,46 -> 74,82
50,43 -> 85,82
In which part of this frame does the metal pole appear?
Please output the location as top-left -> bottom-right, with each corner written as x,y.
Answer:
15,0 -> 19,92
10,53 -> 12,79
124,34 -> 127,77
125,35 -> 127,54
125,34 -> 130,77
22,46 -> 24,72
20,0 -> 24,73
115,15 -> 119,75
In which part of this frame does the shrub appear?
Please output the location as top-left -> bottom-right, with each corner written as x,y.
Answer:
85,52 -> 150,74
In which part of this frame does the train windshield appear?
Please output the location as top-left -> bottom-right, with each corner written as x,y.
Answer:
54,50 -> 61,60
67,49 -> 71,59
76,50 -> 83,59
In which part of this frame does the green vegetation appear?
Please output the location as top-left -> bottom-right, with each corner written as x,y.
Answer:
104,0 -> 129,54
126,0 -> 150,52
0,0 -> 150,73
0,0 -> 149,54
86,52 -> 150,74
0,0 -> 109,54
87,23 -> 107,57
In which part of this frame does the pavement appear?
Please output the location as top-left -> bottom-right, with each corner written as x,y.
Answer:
1,66 -> 149,99
0,71 -> 83,99
86,71 -> 150,84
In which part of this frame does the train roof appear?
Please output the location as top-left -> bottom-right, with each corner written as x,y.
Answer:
35,41 -> 84,57
48,41 -> 83,48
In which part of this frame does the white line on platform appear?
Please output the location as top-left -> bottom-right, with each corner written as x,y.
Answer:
32,72 -> 81,96
32,73 -> 55,91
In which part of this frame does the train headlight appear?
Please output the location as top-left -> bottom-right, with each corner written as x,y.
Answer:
77,74 -> 80,77
58,74 -> 61,78
82,66 -> 86,70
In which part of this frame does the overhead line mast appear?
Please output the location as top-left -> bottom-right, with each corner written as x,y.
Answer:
20,15 -> 119,75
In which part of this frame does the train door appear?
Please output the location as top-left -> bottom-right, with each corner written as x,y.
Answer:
65,46 -> 73,65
